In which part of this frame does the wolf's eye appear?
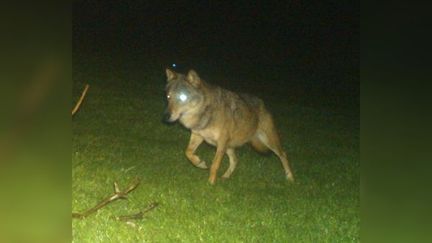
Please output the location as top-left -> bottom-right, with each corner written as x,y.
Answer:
167,94 -> 171,99
178,93 -> 188,102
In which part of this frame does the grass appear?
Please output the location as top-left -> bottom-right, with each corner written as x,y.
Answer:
72,55 -> 359,242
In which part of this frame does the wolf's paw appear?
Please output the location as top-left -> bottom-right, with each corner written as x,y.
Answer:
221,172 -> 232,179
286,172 -> 295,182
208,176 -> 216,185
196,161 -> 208,169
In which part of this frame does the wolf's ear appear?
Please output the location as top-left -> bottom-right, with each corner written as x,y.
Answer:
186,70 -> 201,87
166,68 -> 177,82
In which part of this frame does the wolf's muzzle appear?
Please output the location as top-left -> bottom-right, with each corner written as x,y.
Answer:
162,108 -> 174,124
162,108 -> 177,123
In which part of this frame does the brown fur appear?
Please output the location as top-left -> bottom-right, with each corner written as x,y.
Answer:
164,69 -> 294,185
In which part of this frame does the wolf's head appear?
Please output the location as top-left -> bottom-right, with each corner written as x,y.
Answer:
163,68 -> 205,124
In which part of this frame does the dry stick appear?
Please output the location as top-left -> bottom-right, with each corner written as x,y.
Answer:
72,178 -> 140,219
113,202 -> 159,221
72,84 -> 89,116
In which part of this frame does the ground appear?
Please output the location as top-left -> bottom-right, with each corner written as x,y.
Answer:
72,53 -> 359,242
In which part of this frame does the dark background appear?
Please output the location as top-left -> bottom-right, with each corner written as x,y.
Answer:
73,0 -> 358,113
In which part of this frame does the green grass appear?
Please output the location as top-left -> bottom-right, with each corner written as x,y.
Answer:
72,57 -> 359,242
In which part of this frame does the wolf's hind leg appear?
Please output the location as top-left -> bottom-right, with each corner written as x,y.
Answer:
185,133 -> 207,169
222,148 -> 238,179
256,114 -> 295,182
258,130 -> 294,181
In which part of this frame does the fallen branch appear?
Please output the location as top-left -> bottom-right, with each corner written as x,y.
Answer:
72,178 -> 140,219
72,84 -> 89,116
113,202 -> 159,221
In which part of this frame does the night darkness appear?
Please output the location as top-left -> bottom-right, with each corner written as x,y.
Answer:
73,0 -> 359,112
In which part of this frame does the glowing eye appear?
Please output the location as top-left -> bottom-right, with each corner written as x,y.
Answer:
167,94 -> 171,99
179,93 -> 187,102
172,63 -> 176,68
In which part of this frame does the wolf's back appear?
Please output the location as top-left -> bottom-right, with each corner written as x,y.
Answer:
239,93 -> 263,108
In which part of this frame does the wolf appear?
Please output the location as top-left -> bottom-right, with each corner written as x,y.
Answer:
163,68 -> 294,185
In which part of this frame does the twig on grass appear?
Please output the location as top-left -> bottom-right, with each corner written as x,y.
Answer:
113,202 -> 159,221
72,178 -> 140,219
72,84 -> 89,116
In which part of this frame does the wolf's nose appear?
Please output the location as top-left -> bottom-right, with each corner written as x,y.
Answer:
162,109 -> 173,124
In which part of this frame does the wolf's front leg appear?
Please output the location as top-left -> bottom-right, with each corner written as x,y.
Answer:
185,132 -> 207,169
208,140 -> 227,185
